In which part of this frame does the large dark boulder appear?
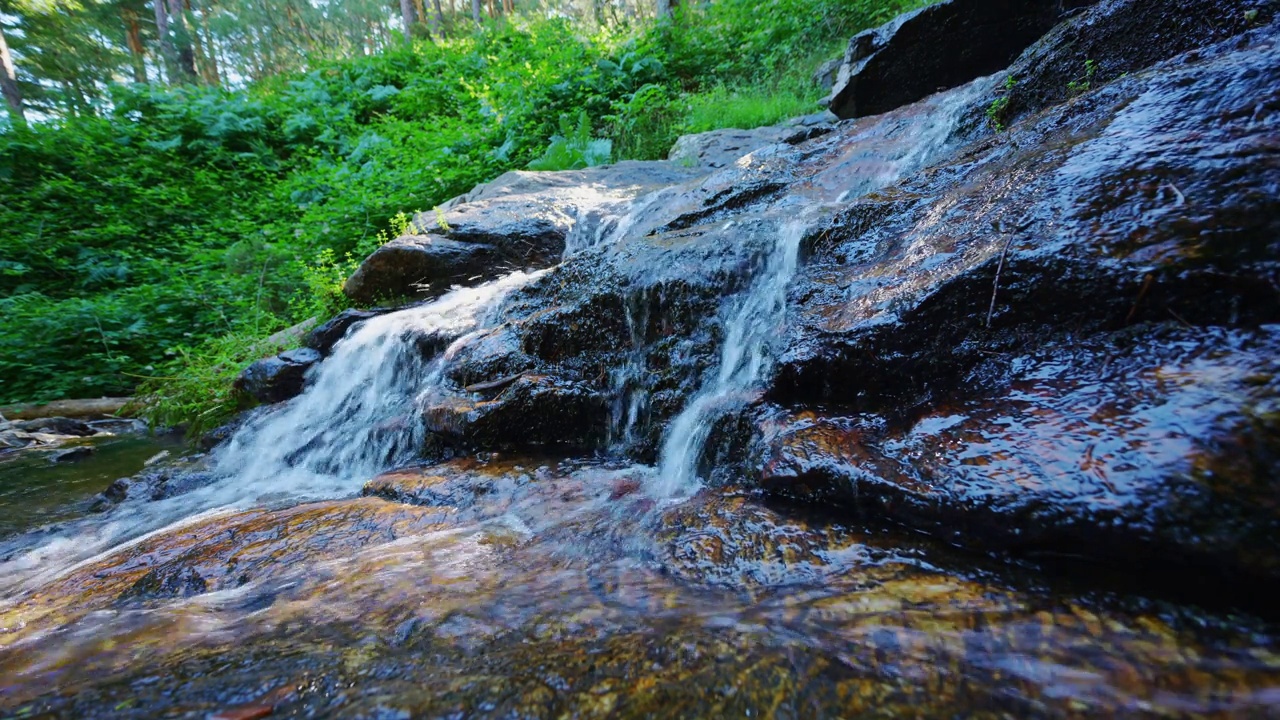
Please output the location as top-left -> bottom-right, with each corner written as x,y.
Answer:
759,25 -> 1280,582
233,347 -> 322,405
759,326 -> 1280,581
985,0 -> 1275,128
823,0 -> 1093,119
343,161 -> 704,304
343,237 -> 497,305
304,308 -> 395,356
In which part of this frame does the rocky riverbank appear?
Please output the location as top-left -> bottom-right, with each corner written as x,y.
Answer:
3,0 -> 1279,716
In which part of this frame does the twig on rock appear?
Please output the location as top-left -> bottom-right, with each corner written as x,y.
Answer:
1125,273 -> 1154,324
986,234 -> 1017,328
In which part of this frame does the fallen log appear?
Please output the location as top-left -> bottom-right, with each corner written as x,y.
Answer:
0,397 -> 134,420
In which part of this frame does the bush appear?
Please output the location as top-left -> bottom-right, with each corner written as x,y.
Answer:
528,110 -> 613,170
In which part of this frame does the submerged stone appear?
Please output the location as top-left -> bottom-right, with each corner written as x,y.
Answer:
5,474 -> 1280,717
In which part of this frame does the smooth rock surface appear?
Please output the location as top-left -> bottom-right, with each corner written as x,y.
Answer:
233,347 -> 322,405
344,161 -> 704,303
823,0 -> 1091,119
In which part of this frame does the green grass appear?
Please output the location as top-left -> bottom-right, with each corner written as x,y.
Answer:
683,83 -> 820,134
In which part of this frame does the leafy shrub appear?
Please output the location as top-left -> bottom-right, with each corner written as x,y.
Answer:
985,75 -> 1016,131
528,110 -> 613,171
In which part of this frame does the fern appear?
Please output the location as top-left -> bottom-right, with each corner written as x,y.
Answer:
527,110 -> 613,171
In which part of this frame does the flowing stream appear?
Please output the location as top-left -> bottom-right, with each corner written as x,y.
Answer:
0,271 -> 542,594
4,63 -> 1280,715
653,220 -> 807,498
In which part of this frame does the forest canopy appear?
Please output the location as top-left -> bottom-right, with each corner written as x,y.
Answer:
0,0 -> 927,426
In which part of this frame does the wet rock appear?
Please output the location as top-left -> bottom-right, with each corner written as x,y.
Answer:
198,405 -> 269,450
119,565 -> 209,601
233,347 -> 322,405
100,477 -> 132,505
10,477 -> 1280,718
363,456 -> 580,523
304,307 -> 394,356
48,445 -> 95,463
14,417 -> 96,436
344,162 -> 703,303
824,0 -> 1092,119
667,112 -> 836,170
424,374 -> 609,452
2,498 -> 450,633
91,458 -> 217,509
342,236 -> 499,305
760,325 -> 1280,581
0,429 -> 33,449
209,706 -> 275,720
777,28 -> 1280,412
983,0 -> 1276,128
812,57 -> 842,93
748,28 -> 1280,586
655,492 -> 897,589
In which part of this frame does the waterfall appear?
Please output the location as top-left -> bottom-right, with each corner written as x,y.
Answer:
0,271 -> 542,593
210,269 -> 544,498
649,77 -> 994,499
653,220 -> 807,499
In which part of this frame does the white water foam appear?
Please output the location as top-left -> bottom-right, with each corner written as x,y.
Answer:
653,220 -> 807,499
0,271 -> 542,593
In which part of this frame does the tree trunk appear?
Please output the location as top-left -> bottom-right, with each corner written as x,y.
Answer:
432,0 -> 447,37
165,0 -> 198,81
422,0 -> 442,37
153,0 -> 176,81
656,0 -> 678,20
471,0 -> 482,26
412,0 -> 437,42
0,26 -> 24,123
185,0 -> 219,84
122,9 -> 148,83
400,0 -> 415,44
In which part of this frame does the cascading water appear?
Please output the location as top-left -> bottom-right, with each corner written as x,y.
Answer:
653,220 -> 807,499
650,76 -> 994,498
606,291 -> 651,450
0,271 -> 542,593
212,270 -> 544,496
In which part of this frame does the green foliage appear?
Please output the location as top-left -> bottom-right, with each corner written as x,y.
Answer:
528,110 -> 613,171
131,327 -> 294,438
1067,59 -> 1099,97
683,82 -> 817,135
986,74 -> 1016,131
